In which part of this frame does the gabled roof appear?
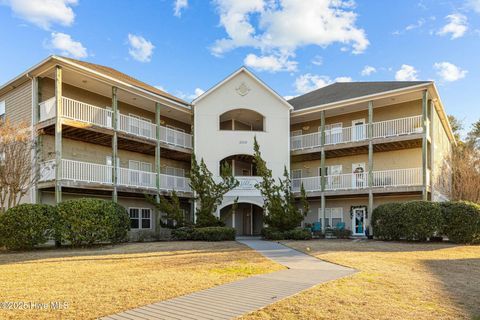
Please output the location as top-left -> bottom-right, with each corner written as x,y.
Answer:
289,81 -> 432,110
59,57 -> 188,105
192,67 -> 293,110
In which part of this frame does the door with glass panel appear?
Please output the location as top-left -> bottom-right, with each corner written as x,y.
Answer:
290,130 -> 302,150
352,163 -> 366,189
352,119 -> 366,141
352,207 -> 366,235
291,169 -> 302,191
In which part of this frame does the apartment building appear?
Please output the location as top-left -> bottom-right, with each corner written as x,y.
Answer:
0,57 -> 455,238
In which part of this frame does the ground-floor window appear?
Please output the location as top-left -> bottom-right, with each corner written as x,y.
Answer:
324,207 -> 344,228
129,208 -> 152,229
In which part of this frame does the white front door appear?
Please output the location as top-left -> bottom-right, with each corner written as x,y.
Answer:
352,119 -> 366,141
352,163 -> 366,188
352,207 -> 366,235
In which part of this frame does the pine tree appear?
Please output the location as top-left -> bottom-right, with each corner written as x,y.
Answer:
189,154 -> 239,227
146,191 -> 187,229
253,137 -> 309,232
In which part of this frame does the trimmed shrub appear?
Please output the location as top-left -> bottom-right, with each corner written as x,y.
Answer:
172,227 -> 235,241
402,201 -> 443,241
333,228 -> 352,239
0,204 -> 58,250
57,199 -> 130,246
262,227 -> 312,240
371,203 -> 405,240
441,201 -> 480,244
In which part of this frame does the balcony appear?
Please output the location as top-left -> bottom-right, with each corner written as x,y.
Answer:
39,96 -> 193,149
292,168 -> 423,193
291,115 -> 423,151
39,159 -> 192,193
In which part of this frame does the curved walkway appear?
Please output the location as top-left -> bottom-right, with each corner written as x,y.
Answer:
101,240 -> 355,320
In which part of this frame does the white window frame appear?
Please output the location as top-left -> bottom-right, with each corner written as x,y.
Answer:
129,207 -> 152,230
324,207 -> 344,229
0,100 -> 5,120
129,113 -> 152,137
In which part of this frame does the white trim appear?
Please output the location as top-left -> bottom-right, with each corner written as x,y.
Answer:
192,67 -> 293,110
129,207 -> 152,230
352,207 -> 366,235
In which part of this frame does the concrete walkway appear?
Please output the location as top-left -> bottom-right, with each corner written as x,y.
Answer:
101,240 -> 355,320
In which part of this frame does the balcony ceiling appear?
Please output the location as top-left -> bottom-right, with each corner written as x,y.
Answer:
290,90 -> 423,124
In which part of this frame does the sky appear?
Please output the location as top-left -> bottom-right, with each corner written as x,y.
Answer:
0,0 -> 479,131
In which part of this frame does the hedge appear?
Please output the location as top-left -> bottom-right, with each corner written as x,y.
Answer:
441,201 -> 480,244
371,202 -> 405,240
0,204 -> 58,250
172,227 -> 235,241
57,198 -> 130,246
372,201 -> 442,241
261,227 -> 312,240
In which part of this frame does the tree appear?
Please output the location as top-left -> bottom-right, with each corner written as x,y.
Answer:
146,191 -> 188,228
253,137 -> 309,232
447,115 -> 463,143
189,154 -> 239,227
438,116 -> 480,202
0,119 -> 40,211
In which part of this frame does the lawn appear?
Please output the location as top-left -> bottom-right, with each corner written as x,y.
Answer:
0,241 -> 283,320
243,240 -> 480,320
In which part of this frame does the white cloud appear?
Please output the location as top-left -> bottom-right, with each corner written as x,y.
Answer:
127,34 -> 155,62
283,95 -> 296,100
406,18 -> 426,31
395,64 -> 418,81
311,55 -> 323,66
1,0 -> 77,29
294,73 -> 351,94
467,0 -> 480,14
211,0 -> 369,72
244,53 -> 297,72
193,88 -> 205,98
173,0 -> 188,17
177,88 -> 205,100
437,14 -> 468,39
434,62 -> 467,82
361,65 -> 376,76
47,32 -> 87,58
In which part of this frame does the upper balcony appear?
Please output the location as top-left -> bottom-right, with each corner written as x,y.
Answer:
39,158 -> 192,195
39,96 -> 193,151
291,115 -> 423,153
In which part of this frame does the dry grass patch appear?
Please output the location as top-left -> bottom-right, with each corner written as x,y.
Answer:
242,240 -> 480,320
0,241 -> 283,320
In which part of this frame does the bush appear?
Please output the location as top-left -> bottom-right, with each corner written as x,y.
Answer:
333,228 -> 352,239
262,227 -> 312,240
0,204 -> 58,250
57,199 -> 130,246
371,203 -> 405,240
402,201 -> 442,241
372,201 -> 443,241
441,201 -> 480,244
172,227 -> 235,241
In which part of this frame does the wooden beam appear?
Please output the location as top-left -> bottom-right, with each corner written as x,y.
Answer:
422,90 -> 428,200
155,102 -> 161,203
54,66 -> 62,204
112,86 -> 118,203
320,110 -> 326,192
368,101 -> 373,188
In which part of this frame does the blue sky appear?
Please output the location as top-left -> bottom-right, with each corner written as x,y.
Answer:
0,0 -> 479,131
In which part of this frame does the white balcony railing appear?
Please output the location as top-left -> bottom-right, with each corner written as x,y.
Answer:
160,174 -> 191,192
118,167 -> 157,189
160,126 -> 193,149
292,168 -> 422,192
373,115 -> 423,139
291,115 -> 423,151
38,96 -> 193,149
118,114 -> 157,140
372,168 -> 422,187
38,159 -> 191,192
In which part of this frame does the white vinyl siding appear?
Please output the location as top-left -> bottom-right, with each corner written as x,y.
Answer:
2,81 -> 32,124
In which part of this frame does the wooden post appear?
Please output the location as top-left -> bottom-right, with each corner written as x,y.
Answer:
320,110 -> 326,231
429,100 -> 435,199
112,87 -> 118,203
32,77 -> 41,204
422,90 -> 428,200
155,102 -> 161,203
368,101 -> 373,187
54,66 -> 62,204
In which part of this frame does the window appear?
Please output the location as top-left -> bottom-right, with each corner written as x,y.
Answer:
322,123 -> 343,144
129,160 -> 152,186
129,114 -> 152,137
129,208 -> 152,229
324,208 -> 343,228
0,100 -> 5,121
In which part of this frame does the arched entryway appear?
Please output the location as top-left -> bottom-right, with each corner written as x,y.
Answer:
220,203 -> 263,236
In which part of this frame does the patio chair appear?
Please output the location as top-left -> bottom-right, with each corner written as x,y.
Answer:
336,222 -> 346,230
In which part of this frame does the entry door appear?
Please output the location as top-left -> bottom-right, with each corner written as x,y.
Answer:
352,119 -> 366,141
106,107 -> 113,128
352,207 -> 366,235
352,163 -> 366,188
242,207 -> 252,236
